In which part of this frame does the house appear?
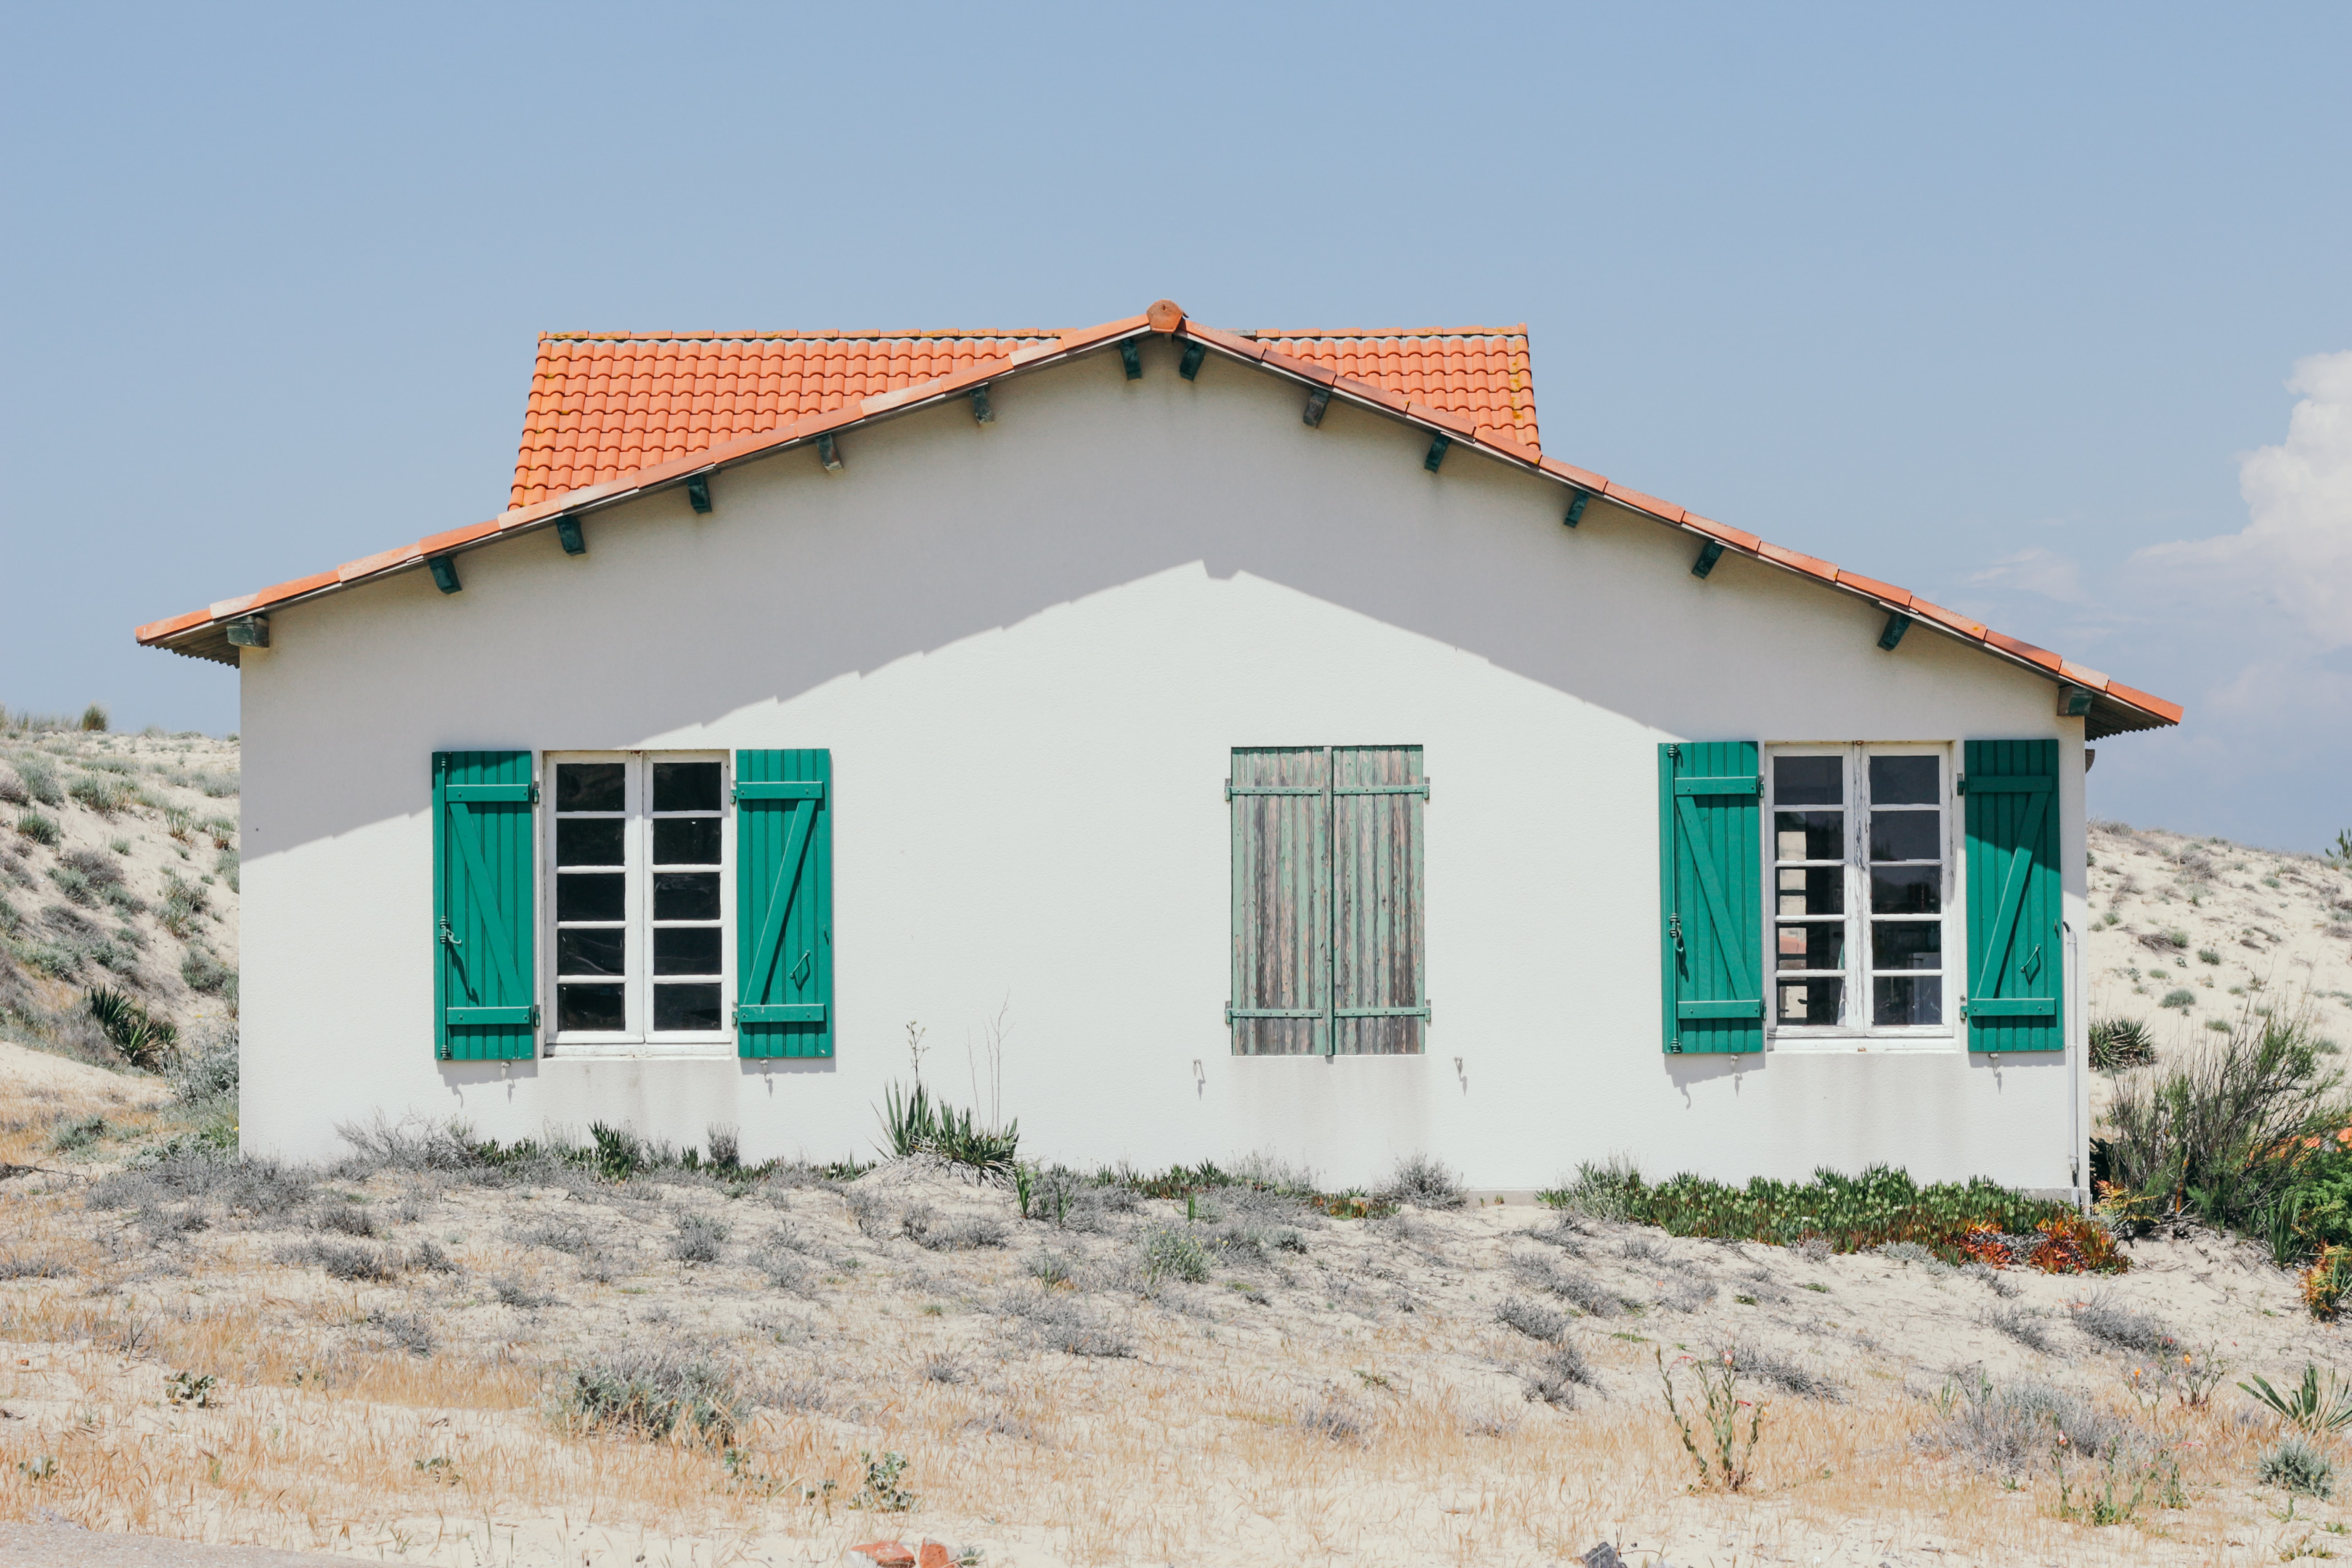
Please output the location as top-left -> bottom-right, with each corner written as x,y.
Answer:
137,299 -> 2181,1195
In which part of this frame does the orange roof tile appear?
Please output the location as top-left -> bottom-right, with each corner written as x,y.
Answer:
136,299 -> 2179,738
510,322 -> 1538,509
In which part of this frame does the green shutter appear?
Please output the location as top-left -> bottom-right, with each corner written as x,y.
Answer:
735,748 -> 833,1058
433,750 -> 538,1061
1657,741 -> 1764,1054
1963,738 -> 2063,1051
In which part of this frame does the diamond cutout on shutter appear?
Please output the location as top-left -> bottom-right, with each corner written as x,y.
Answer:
791,950 -> 812,989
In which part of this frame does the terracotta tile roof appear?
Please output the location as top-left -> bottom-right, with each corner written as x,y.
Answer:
137,300 -> 2181,739
513,330 -> 1059,508
512,324 -> 1536,510
1241,328 -> 1537,452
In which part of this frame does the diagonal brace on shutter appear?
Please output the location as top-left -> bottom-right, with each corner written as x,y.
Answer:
447,801 -> 523,1005
1671,792 -> 1762,1009
1969,784 -> 2051,1020
743,799 -> 817,1008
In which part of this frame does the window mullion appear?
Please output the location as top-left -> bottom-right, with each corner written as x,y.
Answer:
629,754 -> 646,1042
1846,746 -> 1864,1029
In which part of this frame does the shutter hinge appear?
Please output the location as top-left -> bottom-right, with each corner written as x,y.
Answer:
530,1003 -> 542,1029
1666,743 -> 1681,761
530,781 -> 541,805
1667,912 -> 1684,954
438,918 -> 461,948
1222,780 -> 1231,802
1956,775 -> 1968,795
730,781 -> 737,805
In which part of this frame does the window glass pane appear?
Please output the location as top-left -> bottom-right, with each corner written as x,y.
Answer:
652,817 -> 721,866
1773,755 -> 1842,807
1776,922 -> 1845,971
1774,811 -> 1844,861
653,761 -> 722,813
1869,811 -> 1940,862
557,872 -> 626,921
653,926 -> 722,976
1869,755 -> 1938,806
1776,979 -> 1842,1025
1871,920 -> 1942,971
557,927 -> 626,977
557,817 -> 625,866
1776,865 -> 1843,916
1873,974 -> 1943,1026
1870,864 -> 1941,914
653,984 -> 722,1032
558,982 -> 626,1032
653,871 -> 720,921
555,762 -> 625,812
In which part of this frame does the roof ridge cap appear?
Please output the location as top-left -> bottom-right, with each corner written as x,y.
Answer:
1242,325 -> 1528,340
539,327 -> 1066,343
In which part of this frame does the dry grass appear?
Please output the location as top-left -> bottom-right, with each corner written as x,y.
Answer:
4,1112 -> 2352,1563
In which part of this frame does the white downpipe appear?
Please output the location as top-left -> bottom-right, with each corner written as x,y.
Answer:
2066,917 -> 2084,1211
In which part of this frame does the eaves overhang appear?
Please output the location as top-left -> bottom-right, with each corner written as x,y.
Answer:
134,299 -> 2184,740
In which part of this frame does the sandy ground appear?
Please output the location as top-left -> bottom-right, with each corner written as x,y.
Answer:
0,728 -> 242,1048
8,761 -> 2352,1564
4,1069 -> 2352,1568
2083,821 -> 2352,1121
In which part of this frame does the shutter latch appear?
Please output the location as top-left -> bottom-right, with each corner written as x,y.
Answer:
1667,912 -> 1684,954
438,918 -> 461,948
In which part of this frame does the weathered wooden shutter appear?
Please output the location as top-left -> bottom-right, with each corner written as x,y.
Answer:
1331,746 -> 1427,1055
1657,741 -> 1764,1054
735,748 -> 832,1058
1962,738 -> 2062,1051
1229,746 -> 1427,1056
1229,748 -> 1330,1055
433,750 -> 538,1061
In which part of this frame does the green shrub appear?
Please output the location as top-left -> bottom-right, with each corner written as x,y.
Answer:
1540,1161 -> 2112,1267
2198,949 -> 2223,965
68,774 -> 126,816
86,984 -> 177,1069
875,1079 -> 1018,1177
200,815 -> 235,848
1140,1224 -> 1212,1285
170,1032 -> 238,1103
215,846 -> 239,892
180,947 -> 233,996
2160,989 -> 2197,1010
2091,1017 -> 2157,1071
15,811 -> 58,846
560,1349 -> 743,1445
2259,1437 -> 2336,1499
163,807 -> 193,843
2102,1000 -> 2348,1259
78,704 -> 107,733
12,755 -> 62,806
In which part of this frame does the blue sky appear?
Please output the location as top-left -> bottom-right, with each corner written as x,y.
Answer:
4,3 -> 2348,848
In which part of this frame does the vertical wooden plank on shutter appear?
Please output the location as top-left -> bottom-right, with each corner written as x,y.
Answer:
1229,747 -> 1329,1055
735,748 -> 833,1059
433,750 -> 537,1061
1657,740 -> 1764,1054
1964,738 -> 2063,1052
1331,746 -> 1427,1055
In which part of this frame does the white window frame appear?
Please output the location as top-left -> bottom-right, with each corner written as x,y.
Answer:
541,750 -> 735,1057
1764,742 -> 1959,1052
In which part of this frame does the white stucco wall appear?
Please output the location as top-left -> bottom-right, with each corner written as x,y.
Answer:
235,338 -> 2091,1193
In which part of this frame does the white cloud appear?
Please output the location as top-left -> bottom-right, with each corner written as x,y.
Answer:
2133,349 -> 2352,648
1965,544 -> 2086,604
